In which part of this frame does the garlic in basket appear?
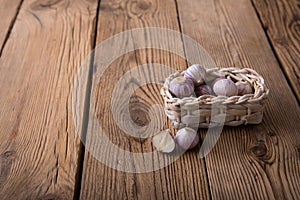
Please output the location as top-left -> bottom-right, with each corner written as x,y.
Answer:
169,76 -> 194,98
211,77 -> 225,88
213,78 -> 238,97
184,64 -> 207,85
236,81 -> 253,95
195,85 -> 212,97
174,127 -> 199,150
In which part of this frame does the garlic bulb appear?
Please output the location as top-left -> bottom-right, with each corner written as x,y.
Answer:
236,81 -> 253,95
152,130 -> 175,153
195,85 -> 212,97
174,127 -> 199,150
184,64 -> 207,85
211,77 -> 225,88
213,79 -> 238,97
169,76 -> 194,98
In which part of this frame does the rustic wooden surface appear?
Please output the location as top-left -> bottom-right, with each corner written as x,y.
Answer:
0,0 -> 98,199
0,0 -> 23,55
252,0 -> 300,102
177,0 -> 300,199
79,0 -> 211,199
0,0 -> 299,199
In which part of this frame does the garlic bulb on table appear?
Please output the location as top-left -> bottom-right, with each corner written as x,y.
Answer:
174,127 -> 199,150
236,81 -> 253,95
184,64 -> 207,85
213,78 -> 238,97
169,76 -> 194,98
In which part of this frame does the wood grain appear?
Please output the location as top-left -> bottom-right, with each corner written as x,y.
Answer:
251,0 -> 300,102
0,0 -> 98,198
177,0 -> 300,199
80,0 -> 211,199
0,0 -> 23,55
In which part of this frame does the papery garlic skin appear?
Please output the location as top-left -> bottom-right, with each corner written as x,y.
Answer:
152,130 -> 175,153
236,81 -> 253,95
184,64 -> 207,85
174,127 -> 199,150
213,79 -> 238,97
169,76 -> 194,98
195,85 -> 212,97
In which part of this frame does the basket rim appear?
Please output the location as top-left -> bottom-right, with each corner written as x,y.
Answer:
160,67 -> 269,105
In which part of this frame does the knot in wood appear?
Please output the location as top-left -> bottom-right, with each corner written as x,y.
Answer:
2,151 -> 16,159
250,143 -> 267,157
129,98 -> 150,126
137,0 -> 151,10
128,0 -> 152,18
289,19 -> 300,40
31,0 -> 65,11
267,130 -> 276,136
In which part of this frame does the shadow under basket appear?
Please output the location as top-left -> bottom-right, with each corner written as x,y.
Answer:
160,67 -> 270,129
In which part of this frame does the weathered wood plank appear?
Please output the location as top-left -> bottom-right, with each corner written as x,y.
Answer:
80,0 -> 211,199
0,0 -> 23,54
251,0 -> 300,101
0,0 -> 98,198
177,0 -> 300,199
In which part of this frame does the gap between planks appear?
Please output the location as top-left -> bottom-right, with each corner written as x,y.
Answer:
174,0 -> 214,199
77,0 -> 300,199
249,0 -> 300,106
176,0 -> 300,198
0,0 -> 24,57
79,0 -> 211,199
73,0 -> 102,199
0,0 -> 101,198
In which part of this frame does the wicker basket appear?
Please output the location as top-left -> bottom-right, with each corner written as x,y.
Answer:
160,67 -> 269,129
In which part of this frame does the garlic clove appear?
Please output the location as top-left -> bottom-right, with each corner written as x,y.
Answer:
174,127 -> 199,150
152,130 -> 175,153
236,81 -> 253,95
169,76 -> 194,98
213,78 -> 238,97
195,85 -> 212,97
184,64 -> 207,85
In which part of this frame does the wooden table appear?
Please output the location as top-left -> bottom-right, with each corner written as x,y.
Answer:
0,0 -> 299,199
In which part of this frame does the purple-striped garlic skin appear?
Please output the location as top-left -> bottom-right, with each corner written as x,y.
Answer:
169,76 -> 194,98
236,81 -> 253,95
213,79 -> 238,97
195,85 -> 212,97
184,64 -> 207,85
210,77 -> 226,88
174,127 -> 199,150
